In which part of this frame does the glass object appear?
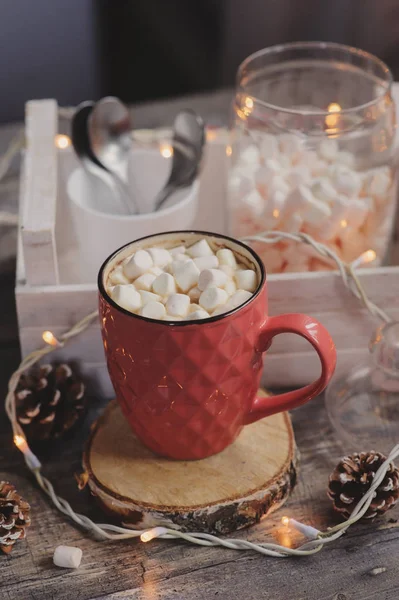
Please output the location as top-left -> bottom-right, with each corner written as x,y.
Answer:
326,321 -> 399,455
228,42 -> 397,274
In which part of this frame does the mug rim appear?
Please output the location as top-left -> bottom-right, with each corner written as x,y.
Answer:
98,230 -> 266,326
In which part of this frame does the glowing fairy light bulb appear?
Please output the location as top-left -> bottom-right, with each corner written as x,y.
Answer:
14,434 -> 28,452
55,134 -> 71,149
325,102 -> 342,130
140,527 -> 168,542
245,97 -> 254,110
351,249 -> 377,269
14,434 -> 41,470
281,516 -> 320,539
42,331 -> 60,347
160,143 -> 173,158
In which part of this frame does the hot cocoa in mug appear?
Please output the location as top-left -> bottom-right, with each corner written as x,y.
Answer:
98,231 -> 336,460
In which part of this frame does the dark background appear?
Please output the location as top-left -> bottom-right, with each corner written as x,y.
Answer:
1,0 -> 399,123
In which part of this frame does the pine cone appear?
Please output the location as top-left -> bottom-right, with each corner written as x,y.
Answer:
0,481 -> 31,554
328,451 -> 399,520
15,363 -> 86,442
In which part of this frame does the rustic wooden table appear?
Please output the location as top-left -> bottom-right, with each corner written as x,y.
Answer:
0,97 -> 398,600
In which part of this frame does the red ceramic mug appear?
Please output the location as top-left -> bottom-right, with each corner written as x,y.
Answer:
98,231 -> 336,460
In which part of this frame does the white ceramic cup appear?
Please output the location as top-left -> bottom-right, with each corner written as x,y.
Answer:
67,148 -> 199,282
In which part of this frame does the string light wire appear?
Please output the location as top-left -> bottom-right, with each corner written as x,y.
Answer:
0,109 -> 396,555
4,232 -> 398,557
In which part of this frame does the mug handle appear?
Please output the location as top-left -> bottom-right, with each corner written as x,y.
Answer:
244,313 -> 337,425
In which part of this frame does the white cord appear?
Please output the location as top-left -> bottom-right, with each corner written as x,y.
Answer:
0,110 -> 395,555
242,231 -> 392,324
5,234 -> 398,558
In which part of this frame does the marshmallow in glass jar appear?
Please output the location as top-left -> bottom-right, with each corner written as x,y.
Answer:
106,238 -> 256,321
228,43 -> 397,274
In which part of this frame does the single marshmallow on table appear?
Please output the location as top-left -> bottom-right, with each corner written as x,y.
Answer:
198,268 -> 228,291
140,301 -> 166,319
234,270 -> 257,292
147,247 -> 172,268
186,239 -> 214,258
199,286 -> 229,311
123,250 -> 153,279
173,260 -> 200,292
166,293 -> 191,317
109,265 -> 130,285
111,285 -> 141,312
53,545 -> 82,569
153,272 -> 176,296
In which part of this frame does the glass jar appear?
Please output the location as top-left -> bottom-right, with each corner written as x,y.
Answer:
228,42 -> 397,274
326,321 -> 399,455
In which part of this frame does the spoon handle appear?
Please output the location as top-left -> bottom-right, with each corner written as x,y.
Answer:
113,176 -> 138,214
154,182 -> 185,212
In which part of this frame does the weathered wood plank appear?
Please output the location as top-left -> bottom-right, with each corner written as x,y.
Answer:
21,100 -> 59,286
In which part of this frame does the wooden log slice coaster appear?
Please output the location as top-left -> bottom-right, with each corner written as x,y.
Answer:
83,391 -> 298,534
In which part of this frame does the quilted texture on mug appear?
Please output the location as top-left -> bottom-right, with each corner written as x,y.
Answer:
99,290 -> 267,459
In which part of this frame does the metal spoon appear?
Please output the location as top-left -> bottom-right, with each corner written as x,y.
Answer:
71,102 -> 132,215
88,96 -> 138,213
154,110 -> 205,211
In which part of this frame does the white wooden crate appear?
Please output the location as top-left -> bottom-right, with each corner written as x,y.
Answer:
16,99 -> 399,398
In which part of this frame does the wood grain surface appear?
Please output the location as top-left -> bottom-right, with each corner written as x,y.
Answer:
0,108 -> 399,598
83,395 -> 297,533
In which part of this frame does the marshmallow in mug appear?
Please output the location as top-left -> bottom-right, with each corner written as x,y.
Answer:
107,238 -> 258,321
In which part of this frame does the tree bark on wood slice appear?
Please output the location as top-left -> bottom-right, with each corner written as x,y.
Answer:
82,391 -> 298,534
